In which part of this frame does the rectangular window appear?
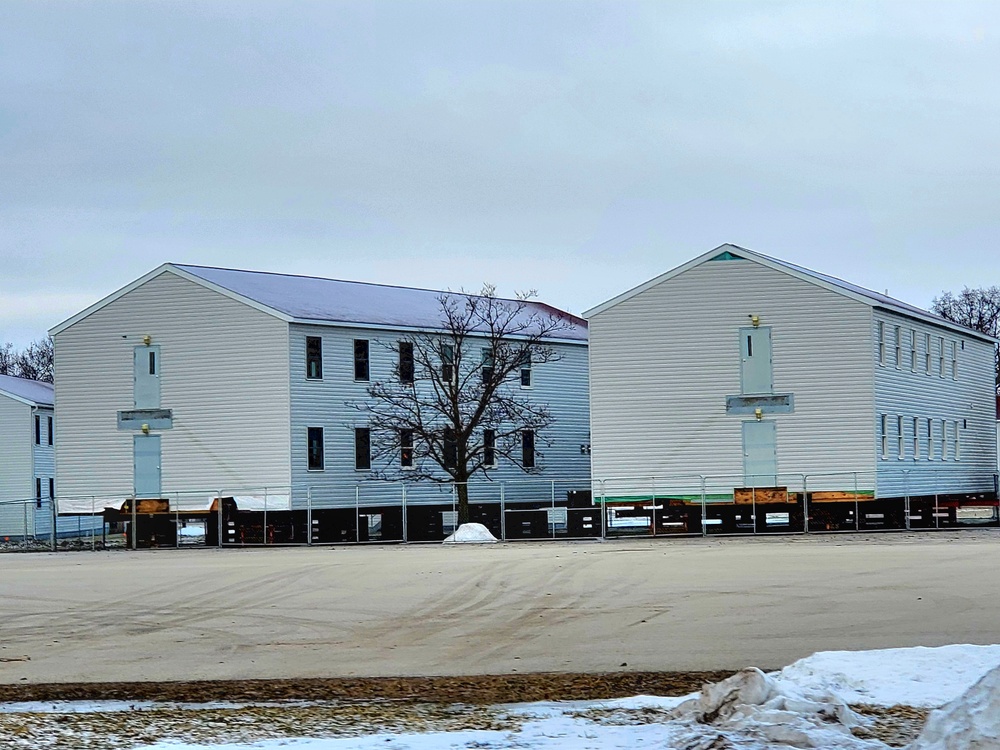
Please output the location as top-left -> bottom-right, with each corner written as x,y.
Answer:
400,428 -> 414,468
149,350 -> 157,376
927,418 -> 934,459
938,336 -> 945,377
897,415 -> 904,459
909,329 -> 917,371
912,416 -> 919,459
440,344 -> 455,383
877,321 -> 885,366
955,420 -> 962,460
35,477 -> 41,500
925,333 -> 931,374
47,416 -> 53,446
398,341 -> 415,384
951,341 -> 958,380
443,427 -> 457,469
355,427 -> 371,470
306,336 -> 323,379
34,415 -> 40,445
519,351 -> 532,387
481,348 -> 495,385
941,419 -> 948,460
48,477 -> 54,499
353,339 -> 369,381
879,415 -> 887,459
483,429 -> 496,468
307,427 -> 324,471
893,326 -> 901,368
521,429 -> 536,468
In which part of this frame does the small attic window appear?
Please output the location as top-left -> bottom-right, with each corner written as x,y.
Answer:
710,251 -> 743,261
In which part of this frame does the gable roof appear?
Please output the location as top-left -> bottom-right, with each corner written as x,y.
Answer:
584,243 -> 998,343
0,374 -> 54,407
51,264 -> 588,342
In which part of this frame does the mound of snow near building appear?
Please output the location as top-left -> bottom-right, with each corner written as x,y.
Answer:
442,523 -> 497,544
910,663 -> 1000,750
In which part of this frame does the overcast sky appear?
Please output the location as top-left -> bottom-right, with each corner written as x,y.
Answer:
2,1 -> 999,347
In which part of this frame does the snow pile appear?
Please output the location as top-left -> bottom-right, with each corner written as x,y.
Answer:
442,523 -> 497,544
666,667 -> 877,749
773,644 -> 1000,707
910,663 -> 1000,750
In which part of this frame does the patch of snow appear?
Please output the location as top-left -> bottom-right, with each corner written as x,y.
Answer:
442,523 -> 497,544
773,644 -> 1000,707
910,663 -> 1000,749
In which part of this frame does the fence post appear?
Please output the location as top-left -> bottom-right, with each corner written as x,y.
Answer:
355,486 -> 360,543
500,481 -> 506,541
263,487 -> 269,545
803,475 -> 810,534
752,484 -> 757,535
91,497 -> 96,551
217,489 -> 225,548
51,495 -> 58,551
175,494 -> 180,548
853,472 -> 860,531
903,470 -> 911,531
550,480 -> 556,538
402,483 -> 408,543
650,476 -> 656,538
307,486 -> 313,546
700,476 -> 707,537
130,493 -> 137,550
599,479 -> 607,539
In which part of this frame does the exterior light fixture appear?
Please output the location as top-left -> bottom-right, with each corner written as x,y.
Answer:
143,334 -> 152,345
141,423 -> 150,434
754,407 -> 763,421
750,315 -> 760,328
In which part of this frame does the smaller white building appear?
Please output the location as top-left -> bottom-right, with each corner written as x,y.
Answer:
0,374 -> 54,538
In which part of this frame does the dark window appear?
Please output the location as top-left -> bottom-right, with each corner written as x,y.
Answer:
149,350 -> 157,376
47,416 -> 53,446
481,348 -> 494,385
306,336 -> 323,379
34,415 -> 40,445
441,344 -> 455,382
399,341 -> 414,384
355,427 -> 371,470
48,477 -> 54,500
483,429 -> 496,467
443,427 -> 457,469
521,430 -> 535,468
307,427 -> 324,471
354,339 -> 370,381
519,351 -> 532,387
35,477 -> 42,503
400,428 -> 414,468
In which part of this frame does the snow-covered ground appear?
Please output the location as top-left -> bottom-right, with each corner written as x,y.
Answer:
7,644 -> 1000,749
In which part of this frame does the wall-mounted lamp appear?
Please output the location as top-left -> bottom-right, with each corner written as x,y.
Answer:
141,423 -> 150,434
142,334 -> 152,346
750,315 -> 760,328
754,407 -> 763,421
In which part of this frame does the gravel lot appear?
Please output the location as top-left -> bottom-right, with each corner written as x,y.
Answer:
3,531 -> 1000,687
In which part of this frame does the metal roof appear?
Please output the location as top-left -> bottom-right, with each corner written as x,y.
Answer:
586,243 -> 997,343
0,374 -> 54,407
172,264 -> 589,341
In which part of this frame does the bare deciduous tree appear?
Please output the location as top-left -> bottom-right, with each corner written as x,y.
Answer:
352,286 -> 577,524
0,337 -> 54,383
932,286 -> 1000,394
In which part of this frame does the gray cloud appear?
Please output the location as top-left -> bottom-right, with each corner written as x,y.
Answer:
1,1 -> 999,346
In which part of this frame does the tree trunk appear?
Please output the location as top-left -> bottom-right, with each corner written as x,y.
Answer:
456,480 -> 470,525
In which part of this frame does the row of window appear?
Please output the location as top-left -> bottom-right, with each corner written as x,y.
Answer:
305,337 -> 533,387
877,322 -> 961,379
34,414 -> 53,446
305,427 -> 536,471
879,414 -> 964,461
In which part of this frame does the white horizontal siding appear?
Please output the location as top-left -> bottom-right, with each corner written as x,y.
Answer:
54,270 -> 291,500
588,257 -> 875,498
288,324 -> 591,508
0,394 -> 33,535
873,311 -> 999,496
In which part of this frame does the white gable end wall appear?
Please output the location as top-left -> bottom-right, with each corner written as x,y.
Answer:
588,258 -> 875,499
54,271 -> 291,500
0,394 -> 33,534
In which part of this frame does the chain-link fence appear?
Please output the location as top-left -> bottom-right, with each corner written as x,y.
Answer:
5,468 -> 998,550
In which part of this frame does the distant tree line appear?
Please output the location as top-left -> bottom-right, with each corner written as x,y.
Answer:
932,286 -> 1000,395
0,336 -> 54,383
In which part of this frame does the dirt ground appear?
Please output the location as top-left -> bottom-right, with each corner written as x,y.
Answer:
3,531 -> 1000,691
